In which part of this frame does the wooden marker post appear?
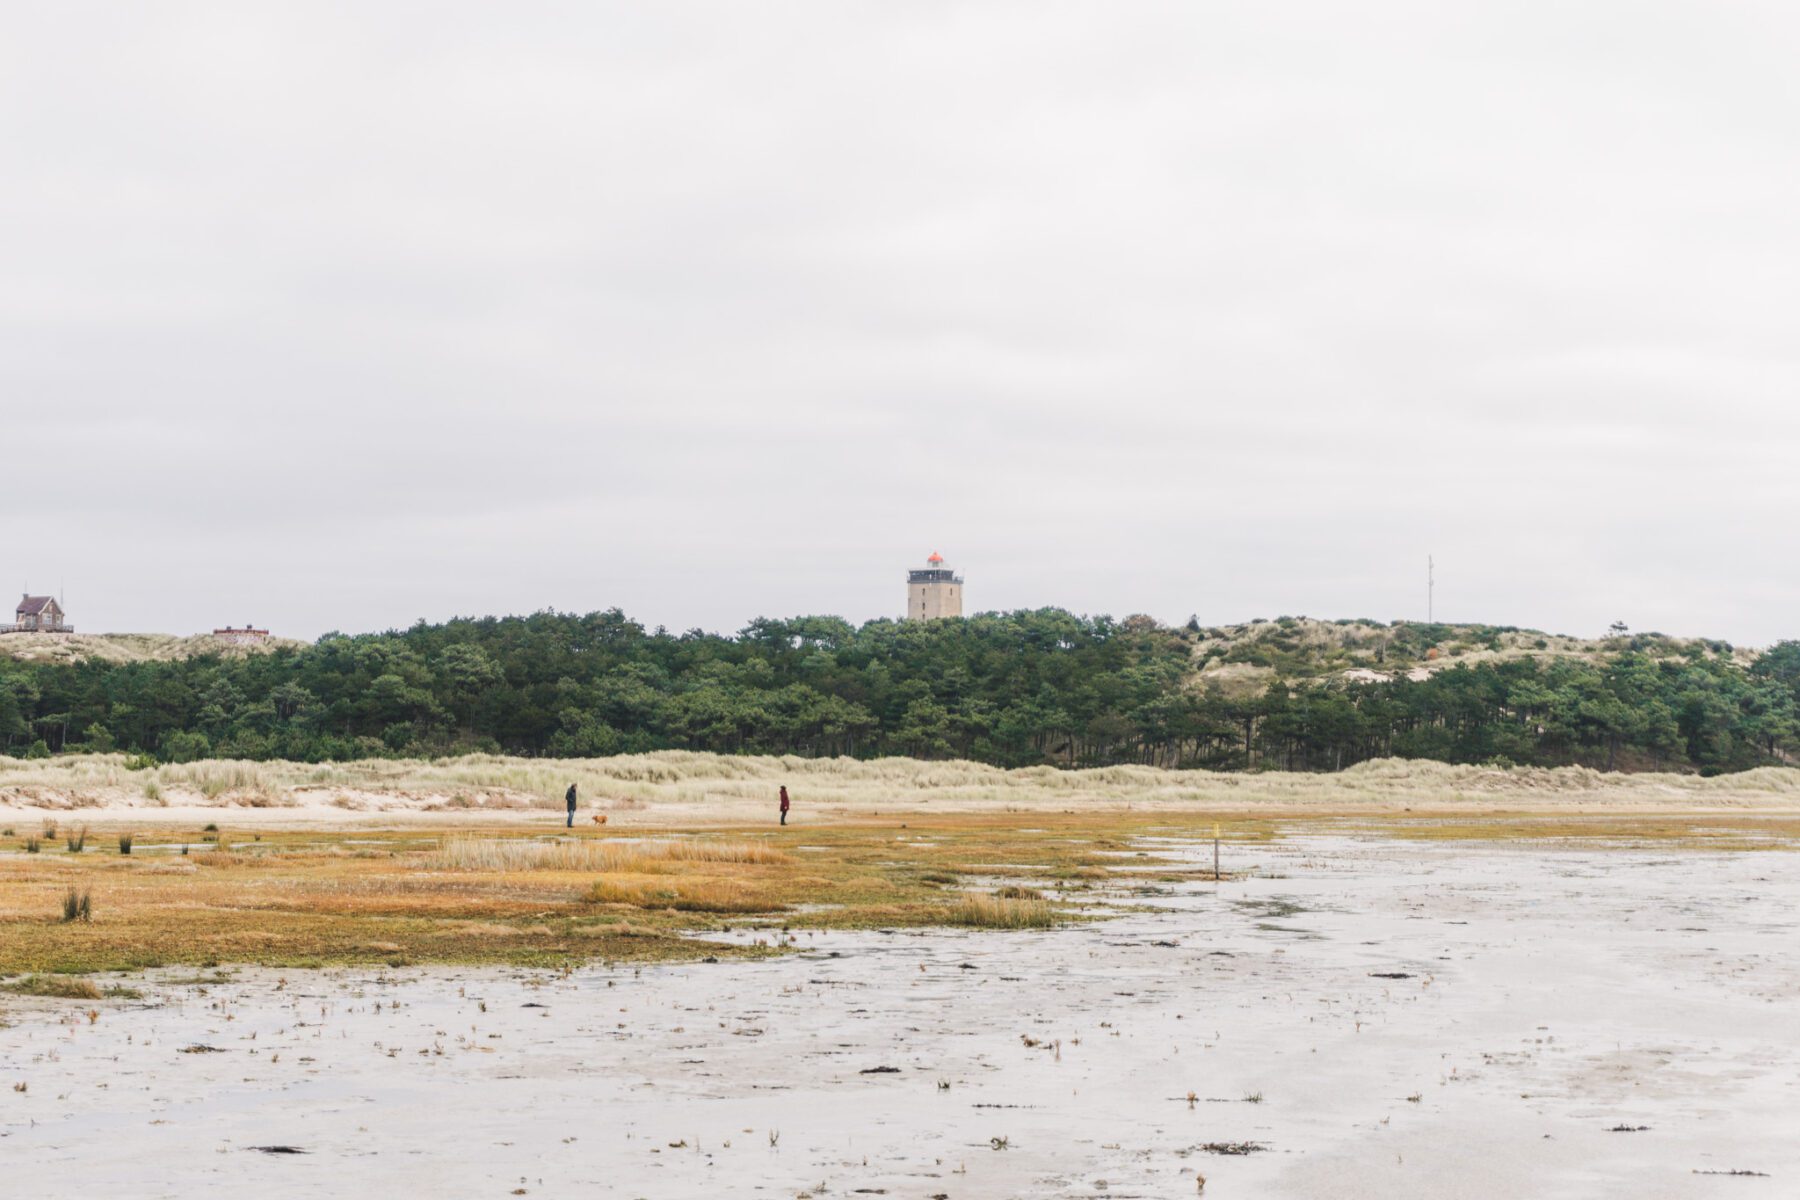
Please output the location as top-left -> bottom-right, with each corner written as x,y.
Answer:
1213,823 -> 1221,881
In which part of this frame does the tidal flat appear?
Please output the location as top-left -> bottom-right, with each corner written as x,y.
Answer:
3,819 -> 1794,1198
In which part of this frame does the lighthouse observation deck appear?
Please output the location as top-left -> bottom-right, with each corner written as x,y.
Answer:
906,553 -> 964,619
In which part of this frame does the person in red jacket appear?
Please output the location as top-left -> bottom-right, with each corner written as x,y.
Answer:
779,786 -> 790,826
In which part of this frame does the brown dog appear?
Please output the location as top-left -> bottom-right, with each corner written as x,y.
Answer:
591,813 -> 608,825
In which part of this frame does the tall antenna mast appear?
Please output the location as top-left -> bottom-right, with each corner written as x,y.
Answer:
1427,554 -> 1434,623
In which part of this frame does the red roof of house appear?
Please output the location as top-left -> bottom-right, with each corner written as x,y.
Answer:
17,595 -> 55,616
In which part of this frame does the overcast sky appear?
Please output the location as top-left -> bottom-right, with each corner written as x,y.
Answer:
4,3 -> 1796,646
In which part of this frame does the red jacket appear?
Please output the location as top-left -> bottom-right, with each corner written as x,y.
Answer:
779,788 -> 790,811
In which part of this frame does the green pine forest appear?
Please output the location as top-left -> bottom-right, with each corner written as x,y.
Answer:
3,610 -> 1797,774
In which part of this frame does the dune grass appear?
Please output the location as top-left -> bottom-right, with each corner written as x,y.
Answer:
6,749 -> 1799,817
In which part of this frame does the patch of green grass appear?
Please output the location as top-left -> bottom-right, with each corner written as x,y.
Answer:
4,974 -> 102,999
1230,897 -> 1308,920
160,970 -> 238,986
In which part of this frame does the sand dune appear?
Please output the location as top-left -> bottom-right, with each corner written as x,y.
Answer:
3,751 -> 1797,828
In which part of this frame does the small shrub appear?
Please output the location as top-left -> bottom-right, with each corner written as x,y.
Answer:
118,833 -> 134,856
60,888 -> 93,923
24,837 -> 40,854
65,825 -> 89,853
995,885 -> 1045,901
203,823 -> 219,832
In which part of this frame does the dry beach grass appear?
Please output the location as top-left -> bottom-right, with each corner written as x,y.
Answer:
4,751 -> 1799,825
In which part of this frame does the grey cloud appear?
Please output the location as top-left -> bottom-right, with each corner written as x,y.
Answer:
1,2 -> 1794,644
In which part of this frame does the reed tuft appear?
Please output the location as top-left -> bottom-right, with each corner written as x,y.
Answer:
948,892 -> 1055,929
61,888 -> 93,923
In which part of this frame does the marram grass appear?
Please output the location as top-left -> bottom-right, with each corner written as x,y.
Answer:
6,750 -> 1799,816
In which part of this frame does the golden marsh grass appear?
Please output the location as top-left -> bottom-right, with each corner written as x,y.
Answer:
0,812 -> 1793,982
949,892 -> 1056,929
427,836 -> 790,871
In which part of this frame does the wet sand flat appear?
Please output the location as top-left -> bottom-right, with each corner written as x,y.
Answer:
3,832 -> 1795,1198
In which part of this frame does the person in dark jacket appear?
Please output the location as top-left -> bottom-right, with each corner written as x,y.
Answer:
778,786 -> 790,826
565,783 -> 578,828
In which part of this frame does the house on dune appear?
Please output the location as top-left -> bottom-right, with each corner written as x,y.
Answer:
7,595 -> 72,634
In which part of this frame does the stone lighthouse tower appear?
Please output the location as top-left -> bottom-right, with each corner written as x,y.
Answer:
906,551 -> 963,620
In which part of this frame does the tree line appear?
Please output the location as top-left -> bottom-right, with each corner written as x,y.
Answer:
2,609 -> 1796,774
